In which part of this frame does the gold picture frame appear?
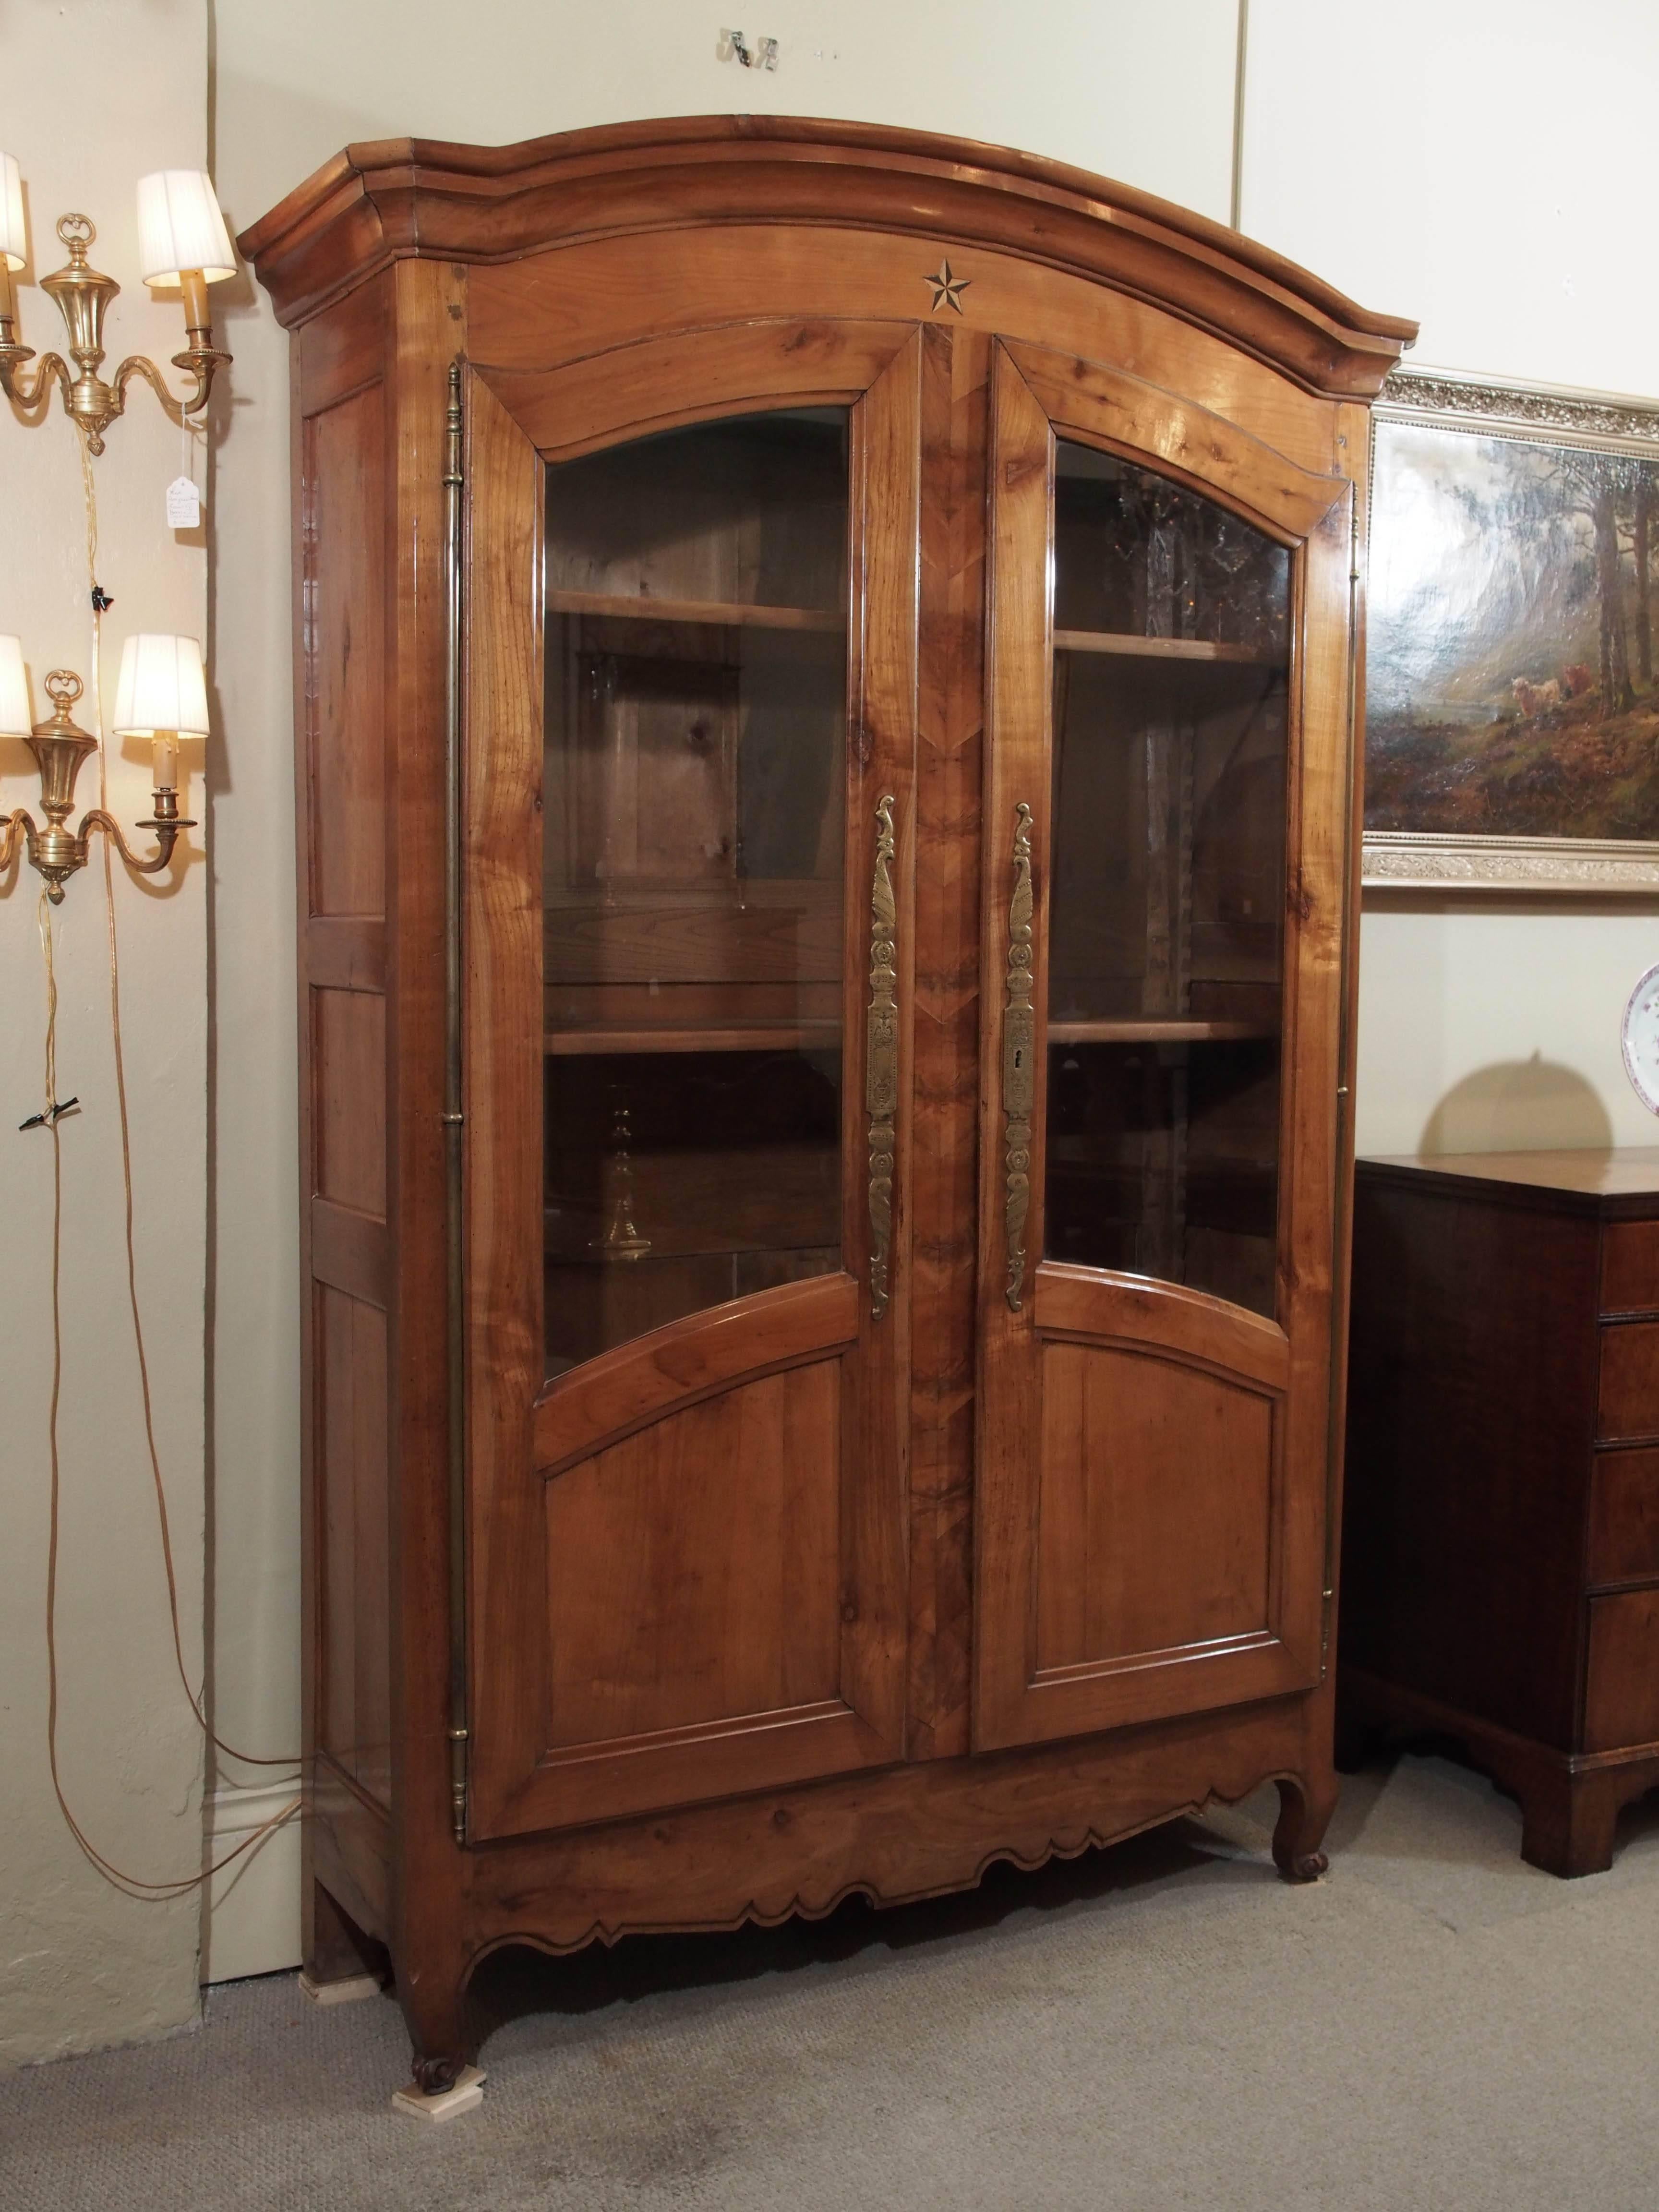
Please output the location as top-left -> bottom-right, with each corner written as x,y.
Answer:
1363,366 -> 1659,893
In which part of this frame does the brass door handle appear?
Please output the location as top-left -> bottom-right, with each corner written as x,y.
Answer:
866,794 -> 899,1320
1003,802 -> 1035,1312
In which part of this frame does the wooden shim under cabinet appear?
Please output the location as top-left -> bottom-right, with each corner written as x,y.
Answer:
1048,1019 -> 1279,1045
1054,628 -> 1283,667
545,1021 -> 843,1056
547,588 -> 844,633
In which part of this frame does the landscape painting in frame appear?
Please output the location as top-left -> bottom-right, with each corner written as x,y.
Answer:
1364,370 -> 1659,890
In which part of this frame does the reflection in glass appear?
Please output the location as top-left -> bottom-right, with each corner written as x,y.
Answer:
542,411 -> 849,1377
1045,442 -> 1291,1317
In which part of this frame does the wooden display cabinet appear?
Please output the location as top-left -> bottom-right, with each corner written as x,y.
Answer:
241,117 -> 1413,2096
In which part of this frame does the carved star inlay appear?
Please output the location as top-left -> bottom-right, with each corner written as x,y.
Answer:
924,259 -> 971,314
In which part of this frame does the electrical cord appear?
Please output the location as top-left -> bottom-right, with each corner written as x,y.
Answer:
39,883 -> 300,1899
34,425 -> 301,1905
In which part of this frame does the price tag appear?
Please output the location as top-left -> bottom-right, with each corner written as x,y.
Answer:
166,475 -> 202,529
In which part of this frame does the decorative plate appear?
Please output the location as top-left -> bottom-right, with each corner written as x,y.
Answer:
1622,962 -> 1659,1114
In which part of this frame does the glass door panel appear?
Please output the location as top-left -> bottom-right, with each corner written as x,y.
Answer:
542,410 -> 849,1377
1046,442 -> 1290,1317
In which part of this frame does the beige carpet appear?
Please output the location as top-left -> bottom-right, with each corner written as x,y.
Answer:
7,1750 -> 1659,2210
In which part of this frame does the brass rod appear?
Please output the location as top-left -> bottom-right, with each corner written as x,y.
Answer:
442,358 -> 469,1844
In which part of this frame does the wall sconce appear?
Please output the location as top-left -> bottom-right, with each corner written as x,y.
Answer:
0,634 -> 202,902
0,159 -> 234,454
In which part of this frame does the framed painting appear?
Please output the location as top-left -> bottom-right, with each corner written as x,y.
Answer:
1363,367 -> 1659,891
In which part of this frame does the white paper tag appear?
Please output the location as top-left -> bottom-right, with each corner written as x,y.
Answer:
166,474 -> 202,529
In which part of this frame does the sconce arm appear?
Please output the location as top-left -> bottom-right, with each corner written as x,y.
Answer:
114,344 -> 228,429
79,806 -> 195,877
0,347 -> 72,414
1,806 -> 38,870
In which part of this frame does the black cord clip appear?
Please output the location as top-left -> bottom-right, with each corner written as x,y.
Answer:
19,1096 -> 80,1131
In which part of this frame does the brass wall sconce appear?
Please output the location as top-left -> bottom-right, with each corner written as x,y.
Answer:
0,635 -> 204,902
0,158 -> 234,453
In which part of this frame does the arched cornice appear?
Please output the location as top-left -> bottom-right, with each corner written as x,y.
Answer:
237,114 -> 1415,398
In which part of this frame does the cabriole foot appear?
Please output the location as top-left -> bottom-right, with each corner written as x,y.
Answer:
1272,1772 -> 1335,1883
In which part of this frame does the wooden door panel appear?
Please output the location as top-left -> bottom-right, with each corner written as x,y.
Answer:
533,1355 -> 900,1829
467,332 -> 918,1841
973,341 -> 1352,1755
1035,1340 -> 1275,1673
546,1359 -> 843,1750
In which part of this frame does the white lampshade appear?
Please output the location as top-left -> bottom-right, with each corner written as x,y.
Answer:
113,634 -> 210,735
0,634 -> 31,736
0,154 -> 25,272
135,170 -> 235,287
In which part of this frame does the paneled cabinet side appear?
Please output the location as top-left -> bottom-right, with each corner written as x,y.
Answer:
296,273 -> 397,1965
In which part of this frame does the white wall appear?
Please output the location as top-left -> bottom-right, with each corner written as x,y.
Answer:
1241,0 -> 1659,1156
0,0 -> 210,2068
213,0 -> 1240,218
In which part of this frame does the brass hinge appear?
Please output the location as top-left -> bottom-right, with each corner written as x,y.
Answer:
448,1725 -> 469,1844
1319,1586 -> 1335,1683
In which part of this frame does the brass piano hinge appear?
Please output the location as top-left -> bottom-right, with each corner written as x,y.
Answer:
443,358 -> 470,1852
447,1726 -> 469,1844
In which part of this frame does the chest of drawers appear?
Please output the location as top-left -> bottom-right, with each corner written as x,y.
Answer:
1341,1148 -> 1659,1875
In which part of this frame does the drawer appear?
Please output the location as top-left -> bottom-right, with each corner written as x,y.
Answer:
1597,1321 -> 1659,1441
1585,1588 -> 1659,1750
1601,1221 -> 1659,1313
1588,1448 -> 1659,1586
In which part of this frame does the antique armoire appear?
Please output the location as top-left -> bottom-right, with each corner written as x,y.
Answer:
241,118 -> 1414,2094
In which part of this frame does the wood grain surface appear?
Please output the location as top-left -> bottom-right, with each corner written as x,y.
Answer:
264,120 -> 1391,2079
1341,1156 -> 1659,1874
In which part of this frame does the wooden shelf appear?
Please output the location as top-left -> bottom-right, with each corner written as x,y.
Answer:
546,1021 -> 842,1057
547,588 -> 843,634
1048,1019 -> 1279,1045
1054,628 -> 1284,667
546,1236 -> 838,1265
549,1018 -> 1275,1052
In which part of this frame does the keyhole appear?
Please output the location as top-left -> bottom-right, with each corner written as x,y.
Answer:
1013,1047 -> 1024,1070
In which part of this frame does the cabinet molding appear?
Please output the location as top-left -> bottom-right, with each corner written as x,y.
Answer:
240,115 -> 1414,401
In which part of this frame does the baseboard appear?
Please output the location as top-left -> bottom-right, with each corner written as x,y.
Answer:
201,1780 -> 302,1985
